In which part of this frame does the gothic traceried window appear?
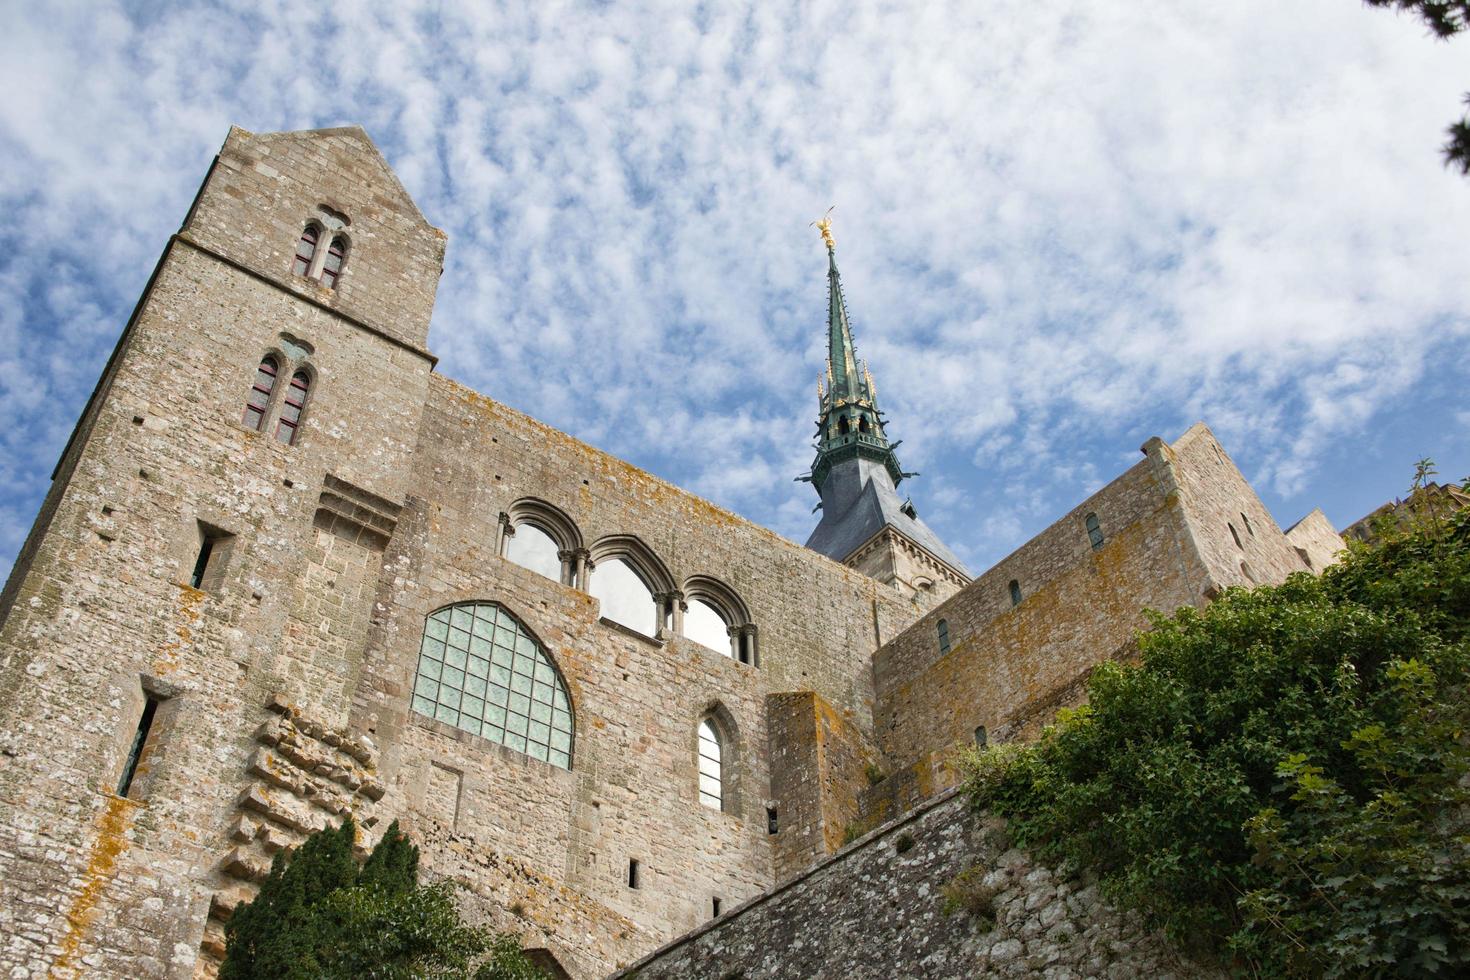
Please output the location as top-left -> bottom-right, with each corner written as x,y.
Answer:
697,719 -> 723,811
412,602 -> 574,769
274,371 -> 310,445
293,224 -> 320,277
242,356 -> 278,431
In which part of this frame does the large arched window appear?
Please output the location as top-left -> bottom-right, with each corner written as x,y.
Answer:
590,558 -> 657,635
274,370 -> 311,445
292,224 -> 320,277
684,600 -> 730,653
412,602 -> 573,769
683,575 -> 756,665
242,356 -> 278,431
697,719 -> 723,811
505,524 -> 562,581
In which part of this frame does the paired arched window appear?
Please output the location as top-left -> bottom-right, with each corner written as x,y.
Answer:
697,719 -> 723,811
292,225 -> 320,277
243,356 -> 278,431
1085,513 -> 1104,551
682,575 -> 756,665
275,371 -> 311,445
291,221 -> 348,289
412,602 -> 574,770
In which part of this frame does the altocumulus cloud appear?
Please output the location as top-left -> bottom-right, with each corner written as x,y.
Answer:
0,0 -> 1467,581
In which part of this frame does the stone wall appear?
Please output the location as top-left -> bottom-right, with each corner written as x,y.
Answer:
0,126 -> 923,979
613,788 -> 1218,980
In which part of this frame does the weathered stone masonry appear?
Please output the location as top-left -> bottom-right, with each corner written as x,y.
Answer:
0,124 -> 1341,979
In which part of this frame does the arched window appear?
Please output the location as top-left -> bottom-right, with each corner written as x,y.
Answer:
242,356 -> 278,431
936,618 -> 951,653
274,371 -> 310,445
590,557 -> 657,635
858,416 -> 870,433
685,599 -> 731,654
411,602 -> 574,769
697,719 -> 723,811
838,416 -> 851,435
1085,512 -> 1104,551
321,235 -> 347,289
505,524 -> 563,582
682,575 -> 756,665
292,224 -> 320,277
1008,579 -> 1022,606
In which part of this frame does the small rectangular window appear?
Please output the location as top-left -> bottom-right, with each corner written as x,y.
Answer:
767,807 -> 778,835
118,695 -> 161,798
190,522 -> 235,592
628,858 -> 640,889
712,896 -> 722,918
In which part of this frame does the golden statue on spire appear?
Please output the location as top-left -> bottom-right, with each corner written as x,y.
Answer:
812,206 -> 836,250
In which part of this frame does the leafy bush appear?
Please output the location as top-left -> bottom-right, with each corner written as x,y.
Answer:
960,491 -> 1470,977
222,818 -> 547,980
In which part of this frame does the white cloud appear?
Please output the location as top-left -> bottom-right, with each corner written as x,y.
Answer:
0,0 -> 1467,583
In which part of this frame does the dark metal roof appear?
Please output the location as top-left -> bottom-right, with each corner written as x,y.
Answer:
804,456 -> 968,576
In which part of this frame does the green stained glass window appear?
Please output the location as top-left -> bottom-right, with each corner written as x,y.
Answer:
411,602 -> 574,770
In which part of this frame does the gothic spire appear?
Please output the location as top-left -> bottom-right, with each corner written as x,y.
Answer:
806,213 -> 902,492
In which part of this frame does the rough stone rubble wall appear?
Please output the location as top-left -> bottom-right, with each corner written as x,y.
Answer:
613,788 -> 1219,980
0,124 -> 923,980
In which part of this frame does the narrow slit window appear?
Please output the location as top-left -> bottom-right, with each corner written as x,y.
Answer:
292,224 -> 319,277
242,356 -> 278,431
275,371 -> 310,445
1241,512 -> 1255,536
1229,523 -> 1243,549
767,806 -> 778,835
321,236 -> 347,289
936,618 -> 951,654
698,719 -> 723,811
628,859 -> 640,889
118,695 -> 160,798
1008,579 -> 1022,607
1085,512 -> 1104,551
190,523 -> 233,592
974,725 -> 988,748
712,897 -> 722,918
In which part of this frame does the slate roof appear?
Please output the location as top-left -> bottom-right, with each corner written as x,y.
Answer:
805,456 -> 968,576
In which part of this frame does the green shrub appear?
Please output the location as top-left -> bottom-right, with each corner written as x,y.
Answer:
222,818 -> 548,980
960,493 -> 1470,977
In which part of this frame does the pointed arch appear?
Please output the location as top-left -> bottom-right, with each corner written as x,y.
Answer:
682,574 -> 757,665
506,498 -> 583,552
292,223 -> 321,277
321,234 -> 348,289
588,534 -> 675,594
694,702 -> 743,815
274,368 -> 312,445
242,354 -> 279,431
411,601 -> 574,769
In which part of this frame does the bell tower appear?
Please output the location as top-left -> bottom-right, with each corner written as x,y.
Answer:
801,215 -> 969,603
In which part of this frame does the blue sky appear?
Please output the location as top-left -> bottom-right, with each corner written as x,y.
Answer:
1,0 -> 1468,582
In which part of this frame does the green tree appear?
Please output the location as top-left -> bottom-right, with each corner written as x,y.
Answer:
961,492 -> 1470,976
1364,1 -> 1470,174
222,818 -> 547,980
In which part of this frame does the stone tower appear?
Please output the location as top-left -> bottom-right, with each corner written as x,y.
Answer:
802,230 -> 969,603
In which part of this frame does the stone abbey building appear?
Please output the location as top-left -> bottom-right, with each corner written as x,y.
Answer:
0,127 -> 1345,978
